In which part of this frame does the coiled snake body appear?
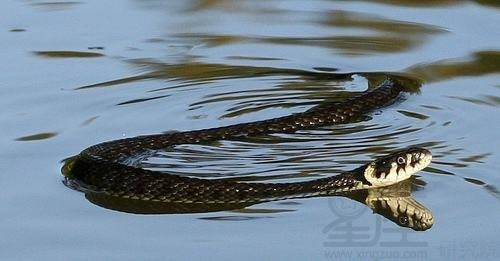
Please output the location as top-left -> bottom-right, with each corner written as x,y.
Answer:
63,77 -> 432,205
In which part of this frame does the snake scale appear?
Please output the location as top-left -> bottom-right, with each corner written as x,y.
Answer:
63,77 -> 432,205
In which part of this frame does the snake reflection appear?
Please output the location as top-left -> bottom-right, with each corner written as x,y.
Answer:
73,177 -> 433,231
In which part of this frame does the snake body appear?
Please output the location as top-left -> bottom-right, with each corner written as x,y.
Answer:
63,77 -> 432,205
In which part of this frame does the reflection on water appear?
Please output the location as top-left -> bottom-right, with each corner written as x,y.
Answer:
34,51 -> 104,58
82,49 -> 500,91
76,59 -> 425,117
176,33 -> 423,55
320,10 -> 446,35
29,1 -> 82,11
15,132 -> 58,141
80,174 -> 433,231
407,51 -> 500,83
9,28 -> 26,32
76,60 -> 352,90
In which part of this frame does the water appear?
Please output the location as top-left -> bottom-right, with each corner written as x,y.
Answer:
1,0 -> 499,260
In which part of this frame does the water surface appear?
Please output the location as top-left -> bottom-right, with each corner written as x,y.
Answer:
1,0 -> 499,260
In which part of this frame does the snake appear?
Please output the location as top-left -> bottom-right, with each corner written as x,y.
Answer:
63,76 -> 432,212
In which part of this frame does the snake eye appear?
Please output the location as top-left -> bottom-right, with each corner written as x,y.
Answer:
397,156 -> 406,164
399,215 -> 409,225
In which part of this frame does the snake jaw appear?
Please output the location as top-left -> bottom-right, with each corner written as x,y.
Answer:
363,148 -> 432,188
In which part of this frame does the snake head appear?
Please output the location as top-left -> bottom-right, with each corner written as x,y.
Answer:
363,147 -> 432,187
366,195 -> 434,231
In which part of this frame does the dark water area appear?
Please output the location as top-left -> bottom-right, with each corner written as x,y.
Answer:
1,0 -> 499,260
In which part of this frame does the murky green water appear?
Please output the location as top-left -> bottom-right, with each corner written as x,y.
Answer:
1,0 -> 499,260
